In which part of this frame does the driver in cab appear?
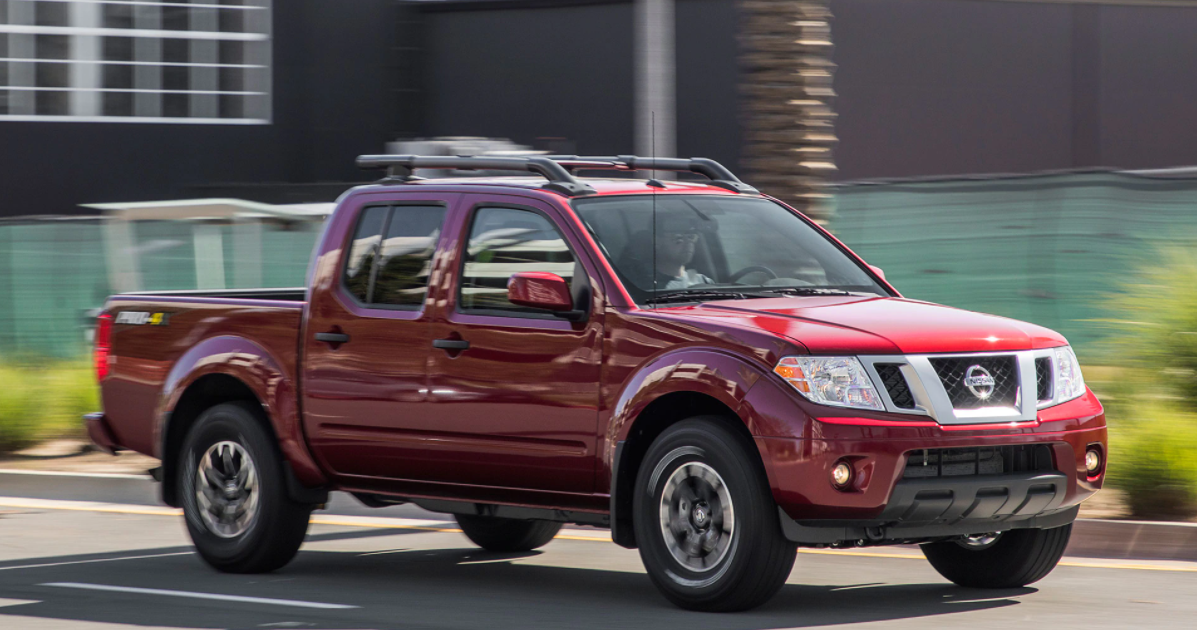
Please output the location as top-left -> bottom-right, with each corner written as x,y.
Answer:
653,214 -> 713,290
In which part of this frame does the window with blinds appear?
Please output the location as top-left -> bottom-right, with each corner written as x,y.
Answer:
0,0 -> 270,123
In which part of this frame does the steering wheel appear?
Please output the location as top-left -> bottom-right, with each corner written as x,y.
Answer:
728,265 -> 779,283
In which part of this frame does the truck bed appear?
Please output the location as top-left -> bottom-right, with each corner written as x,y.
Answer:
101,289 -> 307,457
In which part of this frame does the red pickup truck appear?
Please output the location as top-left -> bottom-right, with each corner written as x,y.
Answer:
87,155 -> 1106,611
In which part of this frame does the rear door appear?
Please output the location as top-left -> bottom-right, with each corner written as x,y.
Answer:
301,193 -> 457,480
423,193 -> 605,493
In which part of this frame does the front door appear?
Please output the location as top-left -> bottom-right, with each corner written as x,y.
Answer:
301,193 -> 457,480
423,194 -> 605,493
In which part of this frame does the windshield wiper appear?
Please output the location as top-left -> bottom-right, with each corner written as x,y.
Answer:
757,287 -> 865,297
645,290 -> 754,305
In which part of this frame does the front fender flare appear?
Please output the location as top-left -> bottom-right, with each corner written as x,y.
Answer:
605,349 -> 796,548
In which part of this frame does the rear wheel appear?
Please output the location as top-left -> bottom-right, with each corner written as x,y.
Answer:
921,524 -> 1072,588
455,514 -> 562,552
179,402 -> 312,573
633,417 -> 796,612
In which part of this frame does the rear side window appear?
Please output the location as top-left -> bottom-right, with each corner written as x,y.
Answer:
344,206 -> 387,303
342,204 -> 446,309
459,206 -> 576,316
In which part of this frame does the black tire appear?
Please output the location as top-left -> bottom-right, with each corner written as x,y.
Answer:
455,514 -> 563,552
921,524 -> 1073,589
179,401 -> 312,573
633,417 -> 797,612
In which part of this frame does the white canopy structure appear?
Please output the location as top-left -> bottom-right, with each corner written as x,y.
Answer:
82,198 -> 333,294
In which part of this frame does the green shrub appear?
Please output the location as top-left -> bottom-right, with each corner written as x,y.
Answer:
0,360 -> 97,454
41,361 -> 98,439
1106,404 -> 1197,519
0,364 -> 46,453
1107,247 -> 1197,405
1101,247 -> 1197,518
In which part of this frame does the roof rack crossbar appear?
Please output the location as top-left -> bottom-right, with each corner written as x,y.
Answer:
356,154 -> 597,197
356,154 -> 758,195
545,155 -> 758,193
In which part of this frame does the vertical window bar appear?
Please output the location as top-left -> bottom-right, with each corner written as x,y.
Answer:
1,2 -> 7,113
190,1 -> 218,118
70,0 -> 102,116
133,1 -> 161,117
242,0 -> 269,121
8,0 -> 36,115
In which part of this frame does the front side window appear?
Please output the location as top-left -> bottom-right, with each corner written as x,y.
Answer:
574,195 -> 889,304
342,205 -> 445,308
459,206 -> 576,315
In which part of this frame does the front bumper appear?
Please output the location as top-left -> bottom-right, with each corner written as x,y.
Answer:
777,472 -> 1077,544
754,390 -> 1106,545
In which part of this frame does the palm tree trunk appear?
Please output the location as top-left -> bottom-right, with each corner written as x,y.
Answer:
739,0 -> 837,222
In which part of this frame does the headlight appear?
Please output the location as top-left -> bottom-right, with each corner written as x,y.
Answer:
773,356 -> 884,411
1053,345 -> 1086,403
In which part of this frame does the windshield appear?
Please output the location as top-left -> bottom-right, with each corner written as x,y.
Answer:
573,195 -> 889,304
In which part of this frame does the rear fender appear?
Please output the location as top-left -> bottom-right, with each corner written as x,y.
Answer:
158,335 -> 327,488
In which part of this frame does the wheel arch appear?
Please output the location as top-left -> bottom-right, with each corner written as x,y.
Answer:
606,349 -> 784,549
156,335 -> 327,507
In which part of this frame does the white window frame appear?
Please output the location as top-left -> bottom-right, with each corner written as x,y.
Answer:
0,0 -> 271,124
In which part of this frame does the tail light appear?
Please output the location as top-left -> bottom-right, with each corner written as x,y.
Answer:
95,312 -> 113,382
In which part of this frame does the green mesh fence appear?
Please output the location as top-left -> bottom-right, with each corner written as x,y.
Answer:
0,219 -> 322,359
831,171 -> 1197,360
2,172 -> 1196,359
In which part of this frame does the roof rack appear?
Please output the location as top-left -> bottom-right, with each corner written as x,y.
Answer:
545,156 -> 758,194
355,154 -> 757,196
357,154 -> 597,197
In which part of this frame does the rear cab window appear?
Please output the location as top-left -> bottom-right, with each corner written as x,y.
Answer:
342,204 -> 447,309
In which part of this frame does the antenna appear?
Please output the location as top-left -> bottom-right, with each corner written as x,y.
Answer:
651,111 -> 658,308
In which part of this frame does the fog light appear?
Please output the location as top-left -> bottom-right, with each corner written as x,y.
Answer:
1085,449 -> 1102,475
832,462 -> 853,489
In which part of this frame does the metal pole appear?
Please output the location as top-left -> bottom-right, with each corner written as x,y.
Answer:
635,0 -> 677,169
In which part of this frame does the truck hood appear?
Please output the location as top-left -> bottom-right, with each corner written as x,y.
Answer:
693,295 -> 1067,355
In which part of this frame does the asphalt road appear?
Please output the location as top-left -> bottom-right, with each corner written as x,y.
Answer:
2,471 -> 1196,630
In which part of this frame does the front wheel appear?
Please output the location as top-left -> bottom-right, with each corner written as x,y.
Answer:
179,402 -> 312,573
633,418 -> 797,612
920,524 -> 1072,588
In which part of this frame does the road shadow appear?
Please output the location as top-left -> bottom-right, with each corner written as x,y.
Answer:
0,544 -> 1033,629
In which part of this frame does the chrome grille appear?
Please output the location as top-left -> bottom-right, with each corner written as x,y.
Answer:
1035,357 -> 1053,401
929,356 -> 1019,409
875,363 -> 915,409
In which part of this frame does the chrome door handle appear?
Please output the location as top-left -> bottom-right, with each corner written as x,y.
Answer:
315,332 -> 350,344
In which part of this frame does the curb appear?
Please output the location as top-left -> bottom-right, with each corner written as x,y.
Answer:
1070,518 -> 1197,562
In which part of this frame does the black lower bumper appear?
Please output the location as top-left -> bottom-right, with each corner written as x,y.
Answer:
780,472 -> 1076,545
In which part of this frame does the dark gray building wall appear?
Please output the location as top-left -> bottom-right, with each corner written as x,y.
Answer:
420,0 -> 1197,182
831,0 -> 1197,180
422,2 -> 636,155
419,0 -> 741,166
1100,4 -> 1197,171
831,0 -> 1077,180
